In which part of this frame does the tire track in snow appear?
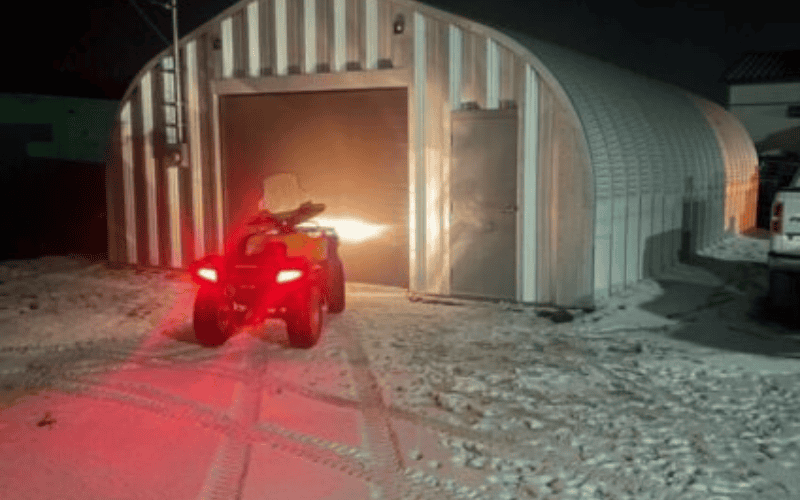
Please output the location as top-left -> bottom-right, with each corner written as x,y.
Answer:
51,372 -> 480,500
3,336 -> 479,499
331,314 -> 407,500
328,315 -> 483,500
196,354 -> 261,500
54,374 -> 373,473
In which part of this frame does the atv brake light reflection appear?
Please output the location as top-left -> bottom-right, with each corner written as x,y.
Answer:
276,269 -> 303,283
197,267 -> 218,283
311,216 -> 388,243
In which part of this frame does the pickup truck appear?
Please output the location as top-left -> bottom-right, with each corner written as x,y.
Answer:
768,172 -> 800,314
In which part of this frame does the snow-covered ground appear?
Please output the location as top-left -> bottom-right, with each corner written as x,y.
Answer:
1,231 -> 799,500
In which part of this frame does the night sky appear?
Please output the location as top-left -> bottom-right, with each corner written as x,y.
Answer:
3,0 -> 799,105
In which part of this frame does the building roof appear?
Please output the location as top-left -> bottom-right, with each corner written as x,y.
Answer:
723,50 -> 800,84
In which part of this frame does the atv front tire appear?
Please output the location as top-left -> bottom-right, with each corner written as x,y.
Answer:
194,288 -> 234,346
286,286 -> 323,348
327,259 -> 345,313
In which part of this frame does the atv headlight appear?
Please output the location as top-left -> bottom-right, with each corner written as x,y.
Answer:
276,269 -> 303,284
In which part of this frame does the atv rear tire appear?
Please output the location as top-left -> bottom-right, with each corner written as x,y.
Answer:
327,259 -> 345,313
286,286 -> 323,348
194,288 -> 234,346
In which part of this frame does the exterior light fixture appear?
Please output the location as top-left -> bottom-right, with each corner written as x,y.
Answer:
393,14 -> 405,34
166,143 -> 189,168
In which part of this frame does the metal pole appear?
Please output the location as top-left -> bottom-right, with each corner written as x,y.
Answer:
171,0 -> 184,145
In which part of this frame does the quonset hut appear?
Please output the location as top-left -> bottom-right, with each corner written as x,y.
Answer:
105,0 -> 758,307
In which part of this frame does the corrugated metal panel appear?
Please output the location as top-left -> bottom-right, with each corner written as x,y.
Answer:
211,92 -> 225,254
109,0 -> 749,308
275,0 -> 289,74
304,0 -> 317,72
499,44 -> 515,105
140,71 -> 159,266
517,37 -> 726,297
411,10 -> 425,290
286,0 -> 302,73
520,64 -> 538,302
315,0 -> 331,71
425,16 -> 447,293
221,17 -> 234,78
120,101 -> 137,264
486,38 -> 499,109
448,24 -> 462,110
247,1 -> 261,77
186,40 -> 206,259
364,0 -> 377,69
460,30 -> 484,108
537,83 -> 557,302
333,0 -> 346,71
691,97 -> 759,234
345,0 -> 362,69
167,166 -> 182,267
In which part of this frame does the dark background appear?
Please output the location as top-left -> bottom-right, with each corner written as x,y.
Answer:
3,0 -> 798,104
0,0 -> 798,261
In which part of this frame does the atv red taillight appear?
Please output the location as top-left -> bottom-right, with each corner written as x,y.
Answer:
189,255 -> 224,285
772,201 -> 784,234
196,267 -> 218,283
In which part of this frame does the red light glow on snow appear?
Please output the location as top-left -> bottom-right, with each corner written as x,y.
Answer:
0,281 -> 370,498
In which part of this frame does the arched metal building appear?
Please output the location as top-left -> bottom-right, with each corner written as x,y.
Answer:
105,0 -> 758,307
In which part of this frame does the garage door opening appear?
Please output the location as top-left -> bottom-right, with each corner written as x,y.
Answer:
219,88 -> 409,287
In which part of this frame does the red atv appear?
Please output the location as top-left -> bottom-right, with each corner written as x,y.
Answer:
189,202 -> 345,348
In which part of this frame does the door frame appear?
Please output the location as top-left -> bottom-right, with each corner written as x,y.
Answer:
210,69 -> 411,255
449,107 -> 518,299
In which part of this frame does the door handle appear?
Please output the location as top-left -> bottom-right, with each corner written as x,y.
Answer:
500,204 -> 517,214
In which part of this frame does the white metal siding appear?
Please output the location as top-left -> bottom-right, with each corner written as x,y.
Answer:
525,37 -> 729,298
140,71 -> 159,266
247,2 -> 261,77
212,93 -> 225,254
521,64 -> 538,302
333,0 -> 346,71
111,0 -> 755,307
275,0 -> 288,75
304,0 -> 317,73
167,167 -> 182,267
221,18 -> 234,78
412,11 -> 425,290
365,0 -> 377,69
486,38 -> 499,110
448,25 -> 462,110
120,101 -> 137,264
186,40 -> 206,259
692,97 -> 759,234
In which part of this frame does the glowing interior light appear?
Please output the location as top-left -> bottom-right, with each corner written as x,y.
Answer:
276,269 -> 303,283
197,267 -> 218,283
311,216 -> 389,243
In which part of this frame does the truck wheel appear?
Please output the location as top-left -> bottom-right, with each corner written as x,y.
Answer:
327,259 -> 346,313
769,270 -> 795,313
286,286 -> 323,348
194,288 -> 234,346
